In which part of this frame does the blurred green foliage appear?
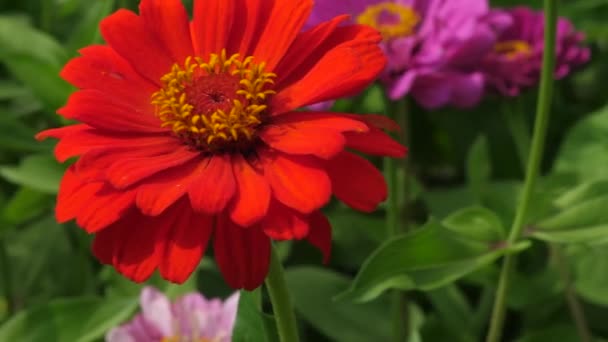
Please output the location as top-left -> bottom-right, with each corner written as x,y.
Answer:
0,0 -> 607,341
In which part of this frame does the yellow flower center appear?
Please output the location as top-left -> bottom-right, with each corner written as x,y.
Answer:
152,49 -> 276,151
356,2 -> 420,40
494,40 -> 532,59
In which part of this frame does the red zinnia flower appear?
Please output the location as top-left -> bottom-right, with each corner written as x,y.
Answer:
38,0 -> 406,290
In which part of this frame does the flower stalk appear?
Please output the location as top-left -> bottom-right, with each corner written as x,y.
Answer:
485,0 -> 559,341
265,245 -> 300,342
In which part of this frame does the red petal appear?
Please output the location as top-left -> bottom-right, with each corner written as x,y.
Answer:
93,199 -> 212,284
359,114 -> 401,132
51,127 -> 171,162
191,0 -> 234,58
159,203 -> 213,283
326,151 -> 387,212
139,0 -> 193,62
58,90 -> 164,133
270,112 -> 369,132
188,154 -> 236,214
92,208 -> 170,282
36,124 -> 85,141
252,0 -> 312,71
307,211 -> 332,264
272,24 -> 385,113
105,146 -> 198,189
345,129 -> 407,158
261,126 -> 344,159
61,45 -> 156,112
135,159 -> 205,216
229,154 -> 270,227
74,137 -> 186,184
262,152 -> 331,213
260,112 -> 368,159
225,0 -> 274,58
57,166 -> 135,233
100,9 -> 173,85
214,215 -> 270,290
271,15 -> 348,80
261,200 -> 309,240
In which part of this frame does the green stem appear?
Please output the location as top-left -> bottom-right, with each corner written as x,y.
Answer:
503,61 -> 592,342
265,245 -> 299,342
485,1 -> 558,341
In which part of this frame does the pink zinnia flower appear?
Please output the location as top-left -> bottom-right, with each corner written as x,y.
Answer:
482,7 -> 591,97
307,0 -> 508,109
106,287 -> 239,342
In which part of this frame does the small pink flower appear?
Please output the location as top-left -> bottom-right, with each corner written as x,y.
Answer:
106,287 -> 239,342
482,6 -> 591,97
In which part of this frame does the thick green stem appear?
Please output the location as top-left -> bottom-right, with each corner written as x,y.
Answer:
265,245 -> 299,342
505,94 -> 593,342
485,1 -> 558,341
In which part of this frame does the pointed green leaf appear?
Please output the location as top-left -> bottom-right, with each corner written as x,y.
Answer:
554,105 -> 608,180
338,219 -> 529,302
0,154 -> 66,194
443,206 -> 506,242
534,194 -> 608,243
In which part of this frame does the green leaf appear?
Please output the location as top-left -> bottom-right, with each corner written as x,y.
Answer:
0,15 -> 66,66
0,154 -> 65,194
426,285 -> 476,342
442,206 -> 506,242
466,135 -> 491,201
3,57 -> 73,113
554,105 -> 608,180
285,267 -> 391,342
0,296 -> 138,342
553,178 -> 608,208
338,219 -> 530,302
534,194 -> 608,243
233,291 -> 278,342
1,187 -> 52,227
65,0 -> 115,52
0,16 -> 71,111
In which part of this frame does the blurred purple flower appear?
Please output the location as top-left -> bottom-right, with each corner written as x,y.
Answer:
482,7 -> 591,97
306,0 -> 508,109
106,287 -> 239,342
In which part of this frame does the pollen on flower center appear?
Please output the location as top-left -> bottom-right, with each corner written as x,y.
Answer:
494,40 -> 532,59
151,50 -> 276,151
356,2 -> 420,40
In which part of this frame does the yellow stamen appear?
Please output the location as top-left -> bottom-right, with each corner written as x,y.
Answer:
151,49 -> 276,150
356,2 -> 420,40
494,40 -> 532,59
